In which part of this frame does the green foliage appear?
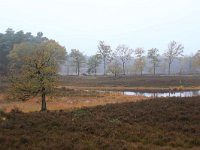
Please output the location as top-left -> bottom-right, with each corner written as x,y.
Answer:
98,41 -> 112,75
8,42 -> 37,69
87,54 -> 101,75
147,48 -> 160,75
70,49 -> 85,75
193,50 -> 200,67
0,28 -> 47,74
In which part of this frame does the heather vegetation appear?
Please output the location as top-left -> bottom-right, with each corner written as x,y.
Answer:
0,97 -> 200,150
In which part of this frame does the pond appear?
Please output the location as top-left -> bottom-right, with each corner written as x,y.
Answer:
121,90 -> 200,98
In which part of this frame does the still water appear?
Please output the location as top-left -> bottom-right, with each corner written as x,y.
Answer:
122,90 -> 200,97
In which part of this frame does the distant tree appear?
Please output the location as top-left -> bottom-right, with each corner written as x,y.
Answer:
164,41 -> 184,75
107,59 -> 122,77
134,48 -> 146,76
5,28 -> 15,35
0,28 -> 47,74
98,41 -> 112,75
192,50 -> 200,72
178,56 -> 193,75
0,28 -> 15,73
87,54 -> 101,75
70,49 -> 85,76
8,42 -> 37,69
193,50 -> 200,65
37,32 -> 43,38
9,40 -> 66,111
115,44 -> 133,75
147,48 -> 160,75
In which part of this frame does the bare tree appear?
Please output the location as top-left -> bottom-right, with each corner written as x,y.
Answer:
115,44 -> 133,75
164,41 -> 184,75
70,49 -> 85,76
192,50 -> 200,72
134,48 -> 145,76
193,50 -> 200,65
147,48 -> 160,75
107,59 -> 122,77
98,41 -> 112,75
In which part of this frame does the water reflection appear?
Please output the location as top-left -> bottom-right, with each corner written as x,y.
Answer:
122,90 -> 200,97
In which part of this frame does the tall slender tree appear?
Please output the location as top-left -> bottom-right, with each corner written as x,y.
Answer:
164,41 -> 184,75
87,54 -> 101,75
115,44 -> 133,75
147,48 -> 160,75
193,50 -> 200,71
70,49 -> 85,76
134,48 -> 145,76
98,41 -> 112,75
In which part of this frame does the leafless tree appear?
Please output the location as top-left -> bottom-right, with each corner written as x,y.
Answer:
107,58 -> 122,77
115,44 -> 133,75
87,54 -> 102,75
98,41 -> 112,75
134,48 -> 145,76
147,48 -> 160,75
70,49 -> 85,76
164,41 -> 184,75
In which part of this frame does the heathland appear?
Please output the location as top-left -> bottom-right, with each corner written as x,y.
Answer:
0,75 -> 200,150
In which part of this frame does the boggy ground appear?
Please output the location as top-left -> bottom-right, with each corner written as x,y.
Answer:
0,89 -> 146,112
0,97 -> 200,150
60,75 -> 200,92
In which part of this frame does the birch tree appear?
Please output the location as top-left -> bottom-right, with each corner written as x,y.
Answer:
115,44 -> 133,75
134,48 -> 145,76
98,41 -> 112,75
70,49 -> 85,76
164,41 -> 184,75
87,54 -> 101,75
147,48 -> 160,75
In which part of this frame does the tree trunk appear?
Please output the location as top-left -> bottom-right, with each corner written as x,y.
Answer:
95,65 -> 97,76
41,92 -> 47,111
123,62 -> 125,75
103,58 -> 106,76
76,66 -> 78,75
168,63 -> 171,75
78,62 -> 80,76
153,64 -> 156,75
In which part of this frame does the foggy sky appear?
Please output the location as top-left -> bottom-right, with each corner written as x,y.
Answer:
0,0 -> 200,55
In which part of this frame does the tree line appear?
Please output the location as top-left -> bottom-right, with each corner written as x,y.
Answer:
66,41 -> 199,76
1,28 -> 200,77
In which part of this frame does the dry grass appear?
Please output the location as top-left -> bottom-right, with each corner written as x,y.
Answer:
0,91 -> 146,112
59,85 -> 200,93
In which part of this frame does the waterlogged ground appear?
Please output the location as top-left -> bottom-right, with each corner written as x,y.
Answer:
0,97 -> 200,150
1,75 -> 200,112
122,90 -> 200,97
0,91 -> 146,112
